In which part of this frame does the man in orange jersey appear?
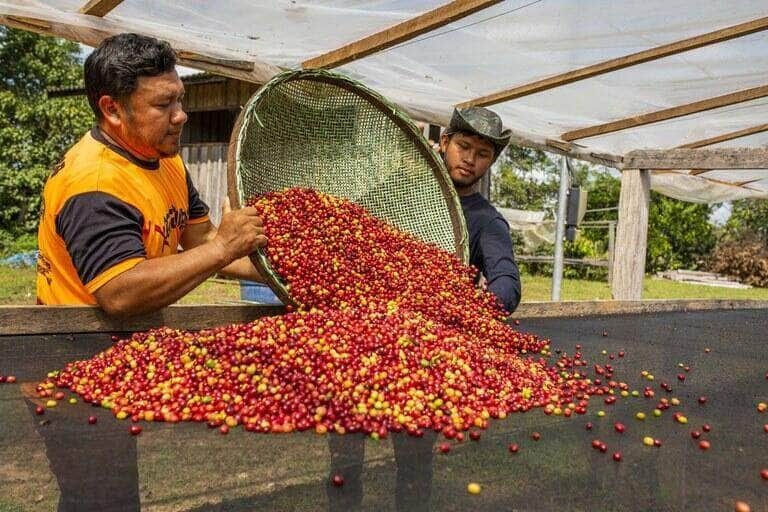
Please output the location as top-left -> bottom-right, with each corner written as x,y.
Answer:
32,33 -> 267,512
37,33 -> 266,316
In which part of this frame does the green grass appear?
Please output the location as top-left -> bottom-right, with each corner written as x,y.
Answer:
520,274 -> 768,301
0,266 -> 36,305
177,278 -> 241,304
0,266 -> 240,306
2,265 -> 768,306
0,502 -> 26,512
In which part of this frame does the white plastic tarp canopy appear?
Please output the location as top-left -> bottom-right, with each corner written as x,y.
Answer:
496,207 -> 554,251
2,0 -> 767,203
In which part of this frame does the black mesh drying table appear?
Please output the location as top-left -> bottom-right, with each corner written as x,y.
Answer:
1,306 -> 766,511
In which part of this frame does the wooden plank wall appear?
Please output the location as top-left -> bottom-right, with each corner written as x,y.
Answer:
184,78 -> 260,112
181,110 -> 240,144
182,143 -> 228,226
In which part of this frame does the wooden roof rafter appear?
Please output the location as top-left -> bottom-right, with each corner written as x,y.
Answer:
735,178 -> 765,187
562,84 -> 768,141
79,0 -> 124,17
0,13 -> 278,84
5,15 -> 50,31
687,169 -> 766,179
457,16 -> 768,108
302,0 -> 501,69
654,170 -> 764,192
677,123 -> 768,149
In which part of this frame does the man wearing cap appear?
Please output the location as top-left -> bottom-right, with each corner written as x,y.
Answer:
440,106 -> 521,313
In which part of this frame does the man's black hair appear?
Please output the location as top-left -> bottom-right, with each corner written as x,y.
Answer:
85,33 -> 176,119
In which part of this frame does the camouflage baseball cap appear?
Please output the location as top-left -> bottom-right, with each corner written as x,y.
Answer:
445,106 -> 512,157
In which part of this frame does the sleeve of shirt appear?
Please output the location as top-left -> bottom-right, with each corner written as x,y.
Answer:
478,217 -> 522,314
185,169 -> 210,224
55,192 -> 147,292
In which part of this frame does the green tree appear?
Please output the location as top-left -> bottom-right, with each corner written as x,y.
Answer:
727,199 -> 768,241
0,27 -> 92,254
646,195 -> 716,271
492,145 -> 591,212
492,146 -> 560,211
577,172 -> 715,271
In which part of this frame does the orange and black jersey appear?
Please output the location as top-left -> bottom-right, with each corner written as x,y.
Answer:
37,126 -> 209,305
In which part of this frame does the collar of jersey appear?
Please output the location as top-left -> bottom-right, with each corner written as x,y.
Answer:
91,126 -> 161,171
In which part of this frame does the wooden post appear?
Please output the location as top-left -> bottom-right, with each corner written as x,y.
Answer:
607,220 -> 616,286
611,170 -> 651,300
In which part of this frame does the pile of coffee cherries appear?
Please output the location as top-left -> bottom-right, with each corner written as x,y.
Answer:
249,188 -> 509,337
47,307 -> 591,436
42,188 -> 595,436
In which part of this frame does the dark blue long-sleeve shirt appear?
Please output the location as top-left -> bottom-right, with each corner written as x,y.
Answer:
460,193 -> 521,314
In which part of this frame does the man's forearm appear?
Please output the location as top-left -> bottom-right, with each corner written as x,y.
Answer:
218,255 -> 263,282
94,241 -> 229,317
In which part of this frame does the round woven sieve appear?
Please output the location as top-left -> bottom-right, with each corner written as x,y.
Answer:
227,69 -> 468,306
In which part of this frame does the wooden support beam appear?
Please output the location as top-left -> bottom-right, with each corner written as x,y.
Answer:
302,0 -> 501,69
625,148 -> 768,170
545,139 -> 573,152
562,85 -> 768,141
458,16 -> 768,108
0,304 -> 285,336
654,127 -> 768,191
611,169 -> 651,301
175,50 -> 254,72
514,299 -> 768,319
79,0 -> 124,17
5,15 -> 50,31
607,221 -> 616,286
677,123 -> 768,148
0,13 -> 279,84
3,302 -> 768,336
